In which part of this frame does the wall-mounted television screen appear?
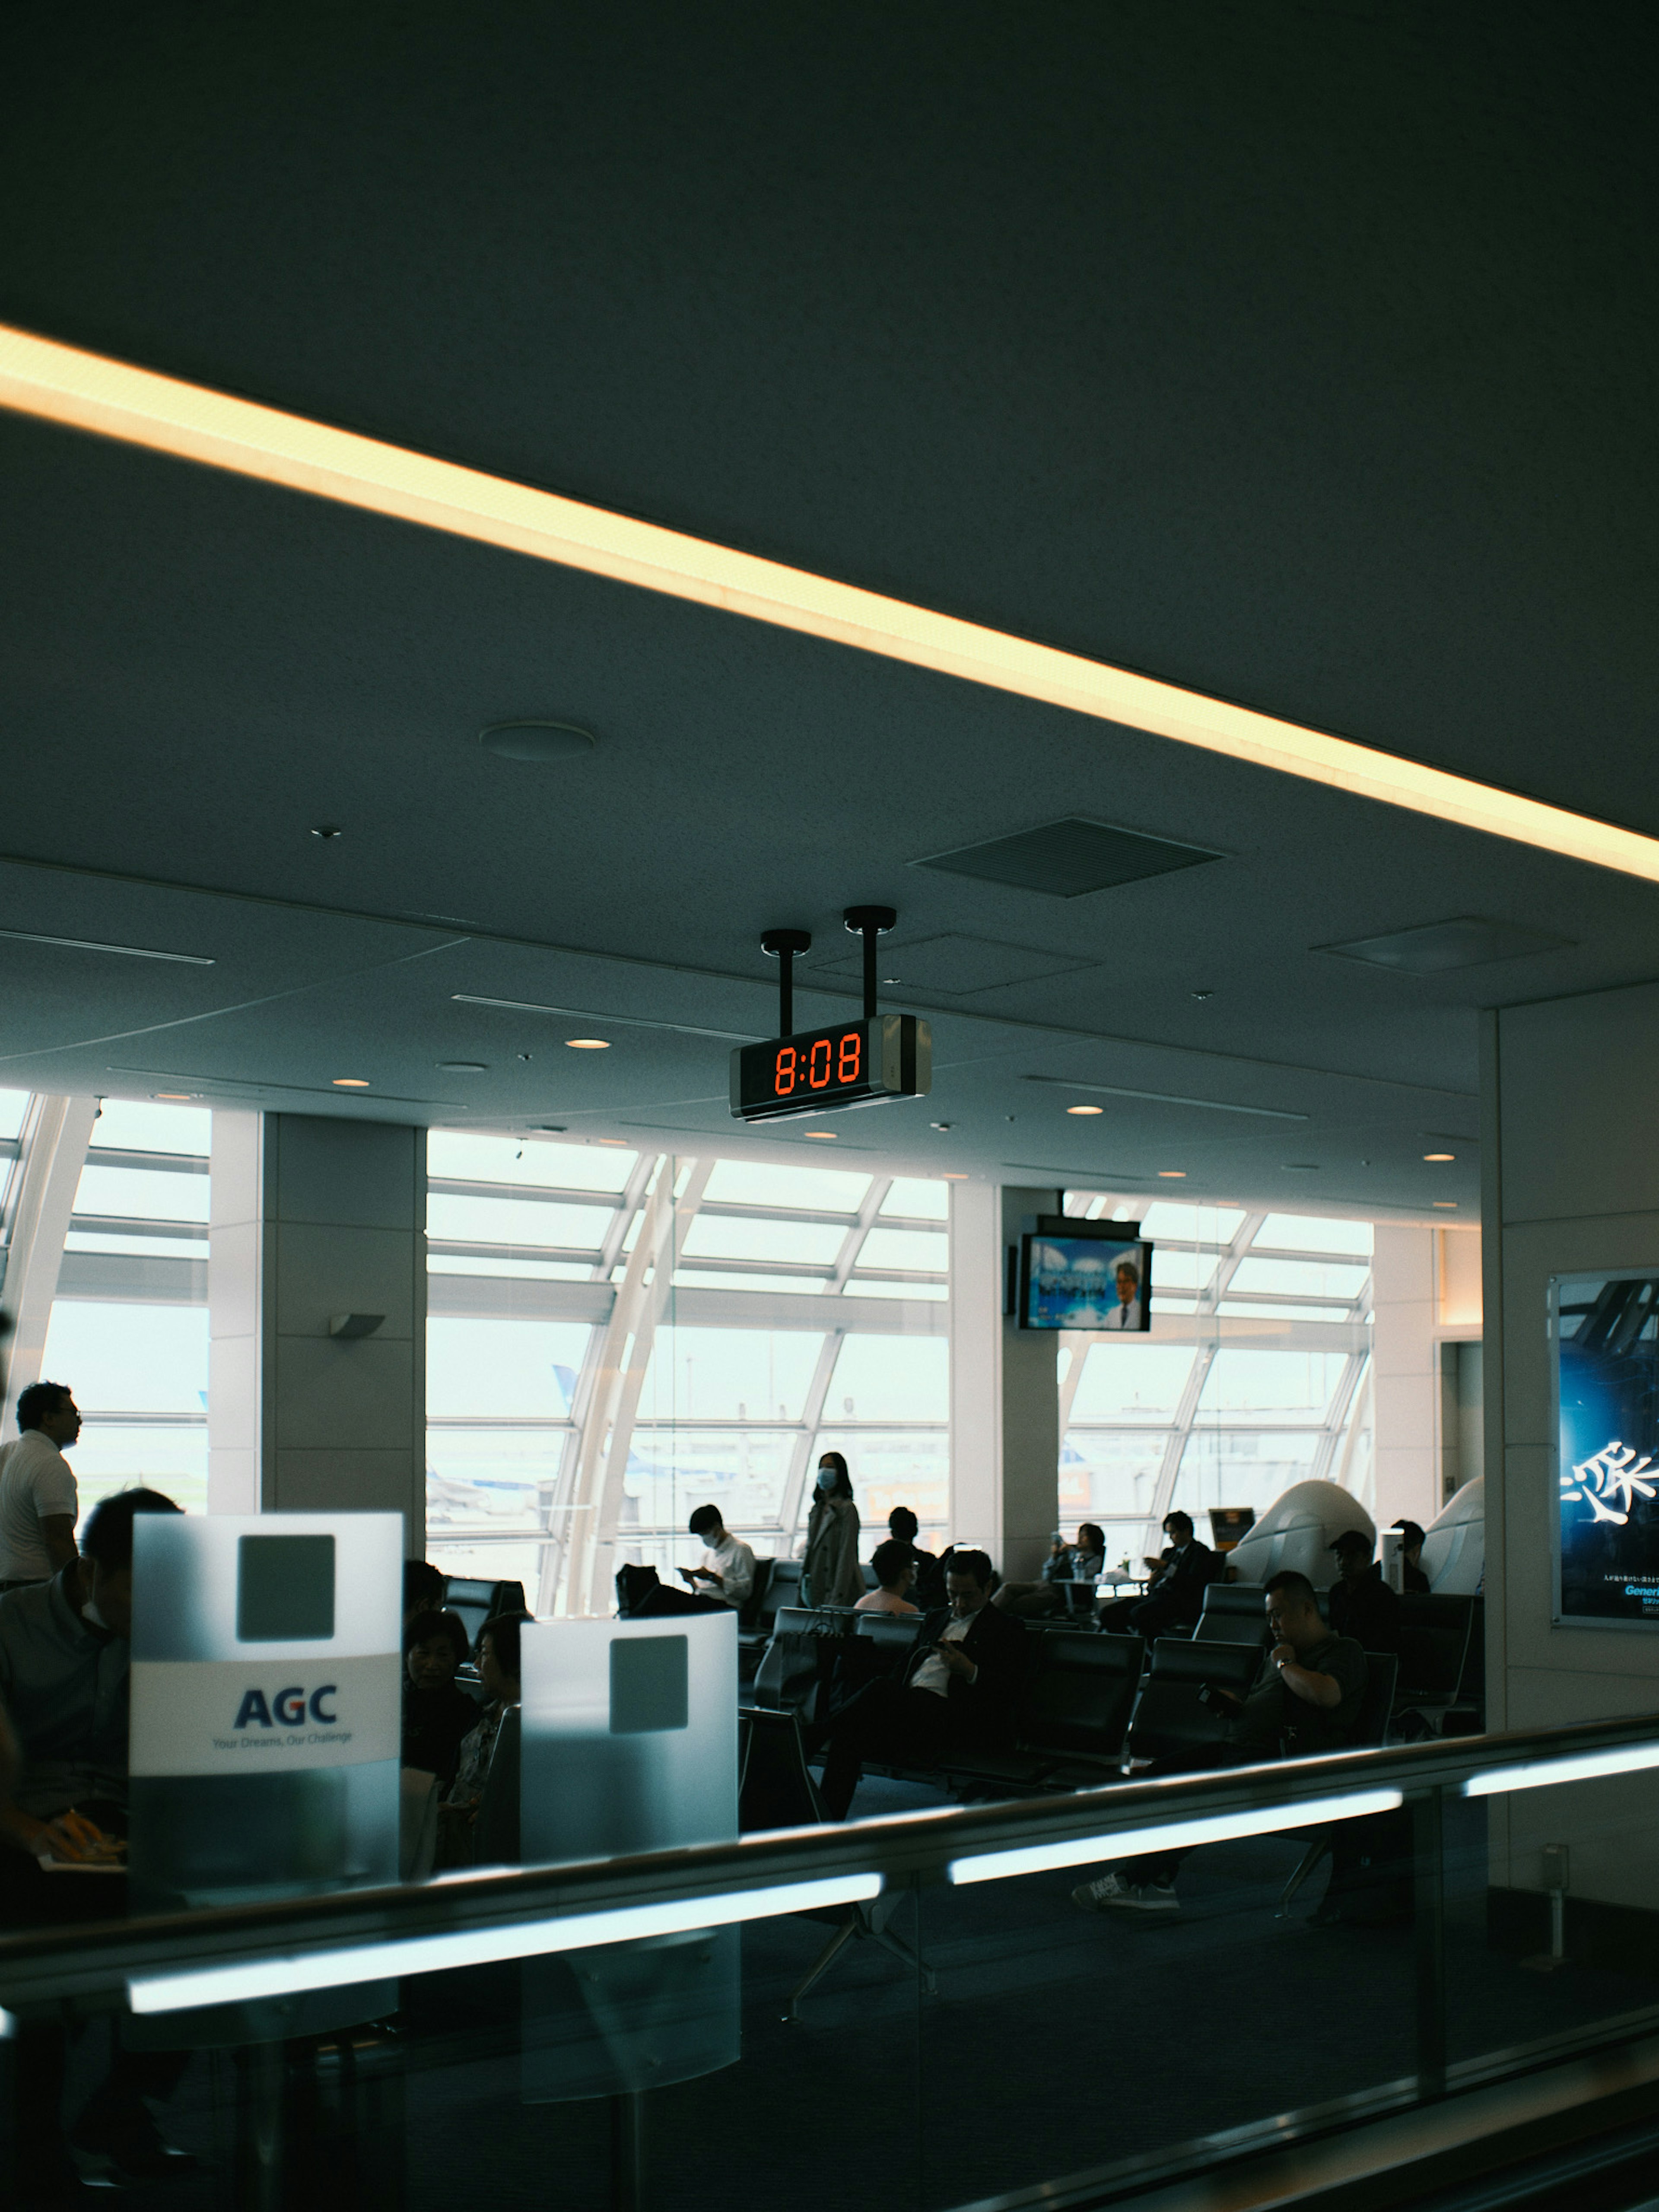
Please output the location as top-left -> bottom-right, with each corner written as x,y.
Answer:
1018,1220 -> 1153,1332
1554,1269 -> 1659,1627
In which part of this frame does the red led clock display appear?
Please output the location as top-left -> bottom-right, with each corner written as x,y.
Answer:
772,1030 -> 861,1097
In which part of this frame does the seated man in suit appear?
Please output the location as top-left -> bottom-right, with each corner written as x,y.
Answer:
816,1550 -> 1027,1818
1099,1510 -> 1220,1638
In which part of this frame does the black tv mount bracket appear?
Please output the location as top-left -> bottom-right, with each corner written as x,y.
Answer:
760,906 -> 896,1033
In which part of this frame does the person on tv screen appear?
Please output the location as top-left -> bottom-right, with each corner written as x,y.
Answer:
1103,1253 -> 1142,1331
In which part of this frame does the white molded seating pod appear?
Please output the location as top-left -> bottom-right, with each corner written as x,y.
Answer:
1223,1480 -> 1375,1591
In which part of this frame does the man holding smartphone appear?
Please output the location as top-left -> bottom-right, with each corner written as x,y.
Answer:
816,1548 -> 1027,1819
1073,1569 -> 1367,1916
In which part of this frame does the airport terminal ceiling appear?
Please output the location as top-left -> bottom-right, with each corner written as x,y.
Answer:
2,4 -> 1659,1213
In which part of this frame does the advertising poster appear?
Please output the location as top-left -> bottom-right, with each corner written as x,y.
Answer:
1554,1271 -> 1659,1625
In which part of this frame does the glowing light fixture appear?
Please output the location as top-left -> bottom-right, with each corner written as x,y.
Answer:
1464,1743 -> 1659,1797
332,1077 -> 370,1088
805,1131 -> 839,1140
1433,1201 -> 1458,1209
1157,1170 -> 1186,1179
1424,1151 -> 1455,1162
947,1788 -> 1405,1885
1066,1104 -> 1104,1116
5,321 -> 1659,884
942,1172 -> 969,1179
565,1039 -> 611,1051
127,1871 -> 884,2015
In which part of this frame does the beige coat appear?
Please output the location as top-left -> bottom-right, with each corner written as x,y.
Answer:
800,1495 -> 863,1608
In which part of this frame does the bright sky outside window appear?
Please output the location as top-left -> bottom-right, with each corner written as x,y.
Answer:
428,1130 -> 639,1191
700,1159 -> 871,1212
72,1163 -> 211,1224
879,1177 -> 950,1220
426,1192 -> 610,1251
830,1334 -> 950,1423
1254,1214 -> 1375,1257
678,1216 -> 847,1267
637,1327 -> 826,1424
1228,1257 -> 1371,1300
1198,1348 -> 1352,1421
857,1226 -> 948,1273
0,1088 -> 30,1141
1068,1343 -> 1197,1423
92,1098 -> 211,1154
427,1318 -> 588,1419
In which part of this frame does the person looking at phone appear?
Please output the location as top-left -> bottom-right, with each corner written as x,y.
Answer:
680,1504 -> 757,1608
1073,1570 -> 1367,1917
1098,1510 -> 1220,1637
816,1549 -> 1028,1818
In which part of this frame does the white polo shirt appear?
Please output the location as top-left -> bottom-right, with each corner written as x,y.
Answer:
699,1531 -> 757,1608
0,1430 -> 79,1583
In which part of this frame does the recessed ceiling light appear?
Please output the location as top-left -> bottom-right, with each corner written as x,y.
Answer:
1432,1200 -> 1459,1209
479,720 -> 596,763
805,1131 -> 839,1141
13,321 -> 1659,886
439,1062 -> 488,1072
565,1038 -> 611,1050
1157,1170 -> 1186,1178
309,825 -> 343,840
930,1121 -> 952,1131
332,1077 -> 370,1087
594,1138 -> 628,1146
942,1172 -> 969,1180
1066,1104 -> 1104,1116
1423,1151 -> 1455,1161
152,1091 -> 200,1101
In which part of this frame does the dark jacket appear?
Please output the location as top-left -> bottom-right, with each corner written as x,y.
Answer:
903,1601 -> 1029,1739
1147,1540 -> 1224,1625
1328,1564 -> 1401,1654
403,1682 -> 480,1786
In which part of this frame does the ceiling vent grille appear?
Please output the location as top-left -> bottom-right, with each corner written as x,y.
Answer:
912,817 -> 1221,898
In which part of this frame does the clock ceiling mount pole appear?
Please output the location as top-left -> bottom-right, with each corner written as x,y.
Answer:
843,905 -> 897,1021
760,928 -> 812,1038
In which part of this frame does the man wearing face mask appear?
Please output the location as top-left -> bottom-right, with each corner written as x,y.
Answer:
815,1550 -> 1028,1818
799,1452 -> 864,1609
0,1485 -> 194,2198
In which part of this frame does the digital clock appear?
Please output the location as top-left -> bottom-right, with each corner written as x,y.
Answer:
730,1014 -> 931,1123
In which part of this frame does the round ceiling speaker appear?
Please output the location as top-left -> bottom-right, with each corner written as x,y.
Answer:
478,720 -> 597,763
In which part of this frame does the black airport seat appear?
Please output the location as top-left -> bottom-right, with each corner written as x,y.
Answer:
750,1604 -> 858,1717
1191,1582 -> 1269,1646
1278,1650 -> 1400,1915
736,1557 -> 776,1684
944,1631 -> 1144,1792
1395,1592 -> 1475,1703
1122,1637 -> 1263,1768
442,1576 -> 529,1654
853,1611 -> 924,1653
756,1558 -> 802,1631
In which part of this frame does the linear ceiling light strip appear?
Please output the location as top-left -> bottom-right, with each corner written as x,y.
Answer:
3,323 -> 1656,884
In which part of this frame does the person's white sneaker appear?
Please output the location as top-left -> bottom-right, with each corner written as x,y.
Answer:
1071,1872 -> 1179,1915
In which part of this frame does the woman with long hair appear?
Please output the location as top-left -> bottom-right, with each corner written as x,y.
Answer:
799,1450 -> 863,1608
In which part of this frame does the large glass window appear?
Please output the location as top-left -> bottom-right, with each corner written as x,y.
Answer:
424,1139 -> 952,1611
28,1095 -> 212,1518
1060,1192 -> 1373,1564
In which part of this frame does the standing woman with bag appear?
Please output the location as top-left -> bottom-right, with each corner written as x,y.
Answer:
800,1452 -> 863,1608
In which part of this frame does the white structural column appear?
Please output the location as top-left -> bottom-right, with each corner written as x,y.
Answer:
949,1183 -> 1058,1580
208,1112 -> 427,1544
0,1093 -> 99,1431
1371,1226 -> 1443,1531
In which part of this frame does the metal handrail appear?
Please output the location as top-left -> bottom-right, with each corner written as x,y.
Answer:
3,1705 -> 1656,2015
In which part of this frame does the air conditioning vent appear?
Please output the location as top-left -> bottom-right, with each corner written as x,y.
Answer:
912,817 -> 1221,898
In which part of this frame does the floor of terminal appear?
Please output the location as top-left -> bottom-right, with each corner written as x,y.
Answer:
46,1785 -> 1659,2212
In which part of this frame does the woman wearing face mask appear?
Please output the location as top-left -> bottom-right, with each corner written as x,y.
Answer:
800,1452 -> 863,1608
